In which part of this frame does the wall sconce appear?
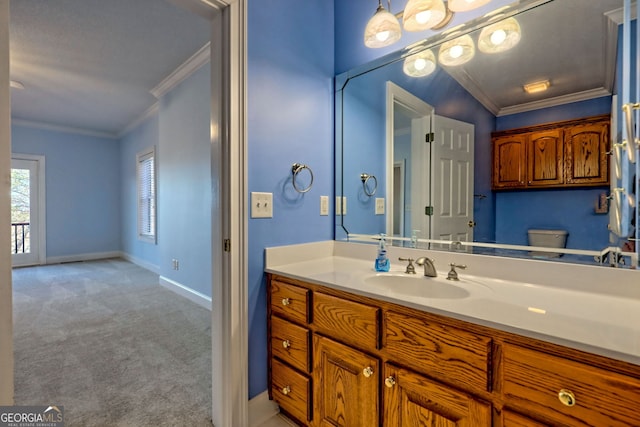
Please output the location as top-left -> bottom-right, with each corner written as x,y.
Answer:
622,102 -> 639,164
364,0 -> 494,48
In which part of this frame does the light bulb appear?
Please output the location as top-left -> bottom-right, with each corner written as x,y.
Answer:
414,58 -> 427,70
376,31 -> 390,42
415,10 -> 432,24
490,29 -> 506,46
450,45 -> 463,58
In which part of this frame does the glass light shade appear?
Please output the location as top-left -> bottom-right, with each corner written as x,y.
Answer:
478,17 -> 521,53
438,35 -> 475,66
364,5 -> 402,48
402,0 -> 447,32
448,0 -> 492,12
403,49 -> 437,77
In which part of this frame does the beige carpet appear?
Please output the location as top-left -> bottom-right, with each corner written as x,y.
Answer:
12,259 -> 212,426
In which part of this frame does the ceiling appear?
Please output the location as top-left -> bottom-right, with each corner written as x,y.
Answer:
442,0 -> 623,116
9,0 -> 210,138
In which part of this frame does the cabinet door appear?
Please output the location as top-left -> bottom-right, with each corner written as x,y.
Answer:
384,363 -> 491,426
313,335 -> 379,427
527,129 -> 564,187
565,121 -> 609,185
492,134 -> 526,189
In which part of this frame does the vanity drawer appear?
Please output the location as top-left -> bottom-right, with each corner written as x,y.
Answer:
383,310 -> 492,392
271,358 -> 311,423
313,292 -> 379,349
503,343 -> 640,426
271,315 -> 310,373
271,280 -> 310,324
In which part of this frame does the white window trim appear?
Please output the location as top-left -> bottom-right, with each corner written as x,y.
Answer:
136,147 -> 156,244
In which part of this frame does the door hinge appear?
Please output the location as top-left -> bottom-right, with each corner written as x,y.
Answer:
425,206 -> 434,216
425,132 -> 434,143
224,239 -> 231,252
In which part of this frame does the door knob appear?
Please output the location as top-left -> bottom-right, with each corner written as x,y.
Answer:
362,366 -> 374,378
281,298 -> 290,306
282,339 -> 291,349
282,385 -> 291,396
385,376 -> 396,388
558,389 -> 576,407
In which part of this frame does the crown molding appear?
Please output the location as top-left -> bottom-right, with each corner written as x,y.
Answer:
605,3 -> 636,25
150,42 -> 210,99
11,118 -> 117,139
496,87 -> 612,117
118,103 -> 159,138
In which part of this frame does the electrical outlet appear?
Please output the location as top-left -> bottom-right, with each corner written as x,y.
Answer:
172,259 -> 179,270
335,196 -> 347,215
375,198 -> 385,215
251,192 -> 273,218
320,195 -> 329,216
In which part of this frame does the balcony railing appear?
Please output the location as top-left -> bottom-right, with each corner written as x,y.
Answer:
11,222 -> 30,254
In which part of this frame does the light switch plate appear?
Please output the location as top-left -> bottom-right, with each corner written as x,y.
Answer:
335,196 -> 347,215
251,192 -> 273,218
320,196 -> 329,216
375,198 -> 385,215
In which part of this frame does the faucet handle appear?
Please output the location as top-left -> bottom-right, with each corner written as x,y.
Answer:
398,257 -> 416,274
447,263 -> 466,281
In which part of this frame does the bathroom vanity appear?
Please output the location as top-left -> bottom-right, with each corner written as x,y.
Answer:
265,242 -> 640,426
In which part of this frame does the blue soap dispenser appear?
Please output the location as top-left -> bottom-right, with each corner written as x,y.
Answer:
375,233 -> 390,272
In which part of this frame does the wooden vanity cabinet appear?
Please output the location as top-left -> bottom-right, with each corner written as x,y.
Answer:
491,115 -> 609,190
267,274 -> 640,426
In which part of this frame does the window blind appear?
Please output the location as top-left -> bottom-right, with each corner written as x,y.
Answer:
137,149 -> 156,242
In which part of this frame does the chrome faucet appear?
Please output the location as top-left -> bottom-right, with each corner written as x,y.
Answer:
447,263 -> 467,281
398,257 -> 416,274
415,257 -> 437,277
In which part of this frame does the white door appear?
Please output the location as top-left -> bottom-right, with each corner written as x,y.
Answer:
431,116 -> 474,247
11,156 -> 45,267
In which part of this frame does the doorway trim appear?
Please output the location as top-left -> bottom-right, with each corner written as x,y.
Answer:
10,153 -> 46,267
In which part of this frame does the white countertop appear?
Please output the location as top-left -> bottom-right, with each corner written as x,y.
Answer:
265,241 -> 640,366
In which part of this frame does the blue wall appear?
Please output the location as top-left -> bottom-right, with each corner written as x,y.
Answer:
119,112 -> 160,271
247,0 -> 334,398
157,64 -> 212,297
11,125 -> 121,259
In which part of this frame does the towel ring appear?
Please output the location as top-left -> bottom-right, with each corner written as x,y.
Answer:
360,173 -> 377,197
292,163 -> 314,193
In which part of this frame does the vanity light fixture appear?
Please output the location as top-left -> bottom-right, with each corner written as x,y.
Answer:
438,34 -> 475,66
448,0 -> 492,12
364,0 -> 403,48
477,17 -> 521,53
365,0 -> 495,48
403,48 -> 437,77
523,79 -> 550,94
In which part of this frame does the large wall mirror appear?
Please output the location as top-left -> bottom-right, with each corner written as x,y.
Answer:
336,0 -> 639,266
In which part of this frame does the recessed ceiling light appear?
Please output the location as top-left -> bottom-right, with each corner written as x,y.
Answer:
524,80 -> 550,94
10,80 -> 25,90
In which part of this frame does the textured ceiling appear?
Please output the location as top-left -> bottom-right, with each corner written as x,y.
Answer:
9,0 -> 210,137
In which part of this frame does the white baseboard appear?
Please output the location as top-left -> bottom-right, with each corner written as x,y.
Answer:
159,276 -> 212,310
249,390 -> 279,427
46,251 -> 122,265
120,252 -> 160,274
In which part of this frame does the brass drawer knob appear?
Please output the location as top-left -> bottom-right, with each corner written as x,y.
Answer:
281,298 -> 290,306
558,389 -> 576,407
282,339 -> 291,349
385,376 -> 396,388
282,385 -> 291,396
362,366 -> 374,378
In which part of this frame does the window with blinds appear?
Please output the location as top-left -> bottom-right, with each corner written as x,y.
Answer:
137,148 -> 156,243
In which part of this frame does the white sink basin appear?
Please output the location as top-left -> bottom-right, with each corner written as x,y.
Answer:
364,273 -> 470,299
